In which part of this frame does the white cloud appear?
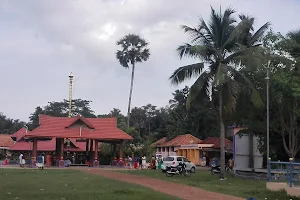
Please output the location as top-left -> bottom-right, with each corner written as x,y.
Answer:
0,0 -> 299,122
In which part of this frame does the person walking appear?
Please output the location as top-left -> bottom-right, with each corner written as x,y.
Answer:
142,156 -> 146,169
37,154 -> 44,169
139,156 -> 142,169
19,153 -> 23,167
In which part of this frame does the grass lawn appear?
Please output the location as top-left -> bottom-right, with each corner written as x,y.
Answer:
120,169 -> 300,200
0,169 -> 178,200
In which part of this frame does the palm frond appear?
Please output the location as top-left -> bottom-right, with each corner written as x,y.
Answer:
225,65 -> 264,108
116,50 -> 130,68
177,43 -> 215,61
251,22 -> 271,45
186,71 -> 213,110
181,24 -> 212,45
222,18 -> 251,49
213,63 -> 228,86
223,80 -> 239,113
223,46 -> 258,63
169,63 -> 205,85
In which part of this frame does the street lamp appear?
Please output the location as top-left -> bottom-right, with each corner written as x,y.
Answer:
265,61 -> 271,168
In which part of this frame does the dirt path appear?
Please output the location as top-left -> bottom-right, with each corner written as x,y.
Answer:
80,168 -> 243,200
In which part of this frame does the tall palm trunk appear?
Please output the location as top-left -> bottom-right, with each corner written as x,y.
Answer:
127,62 -> 135,127
219,91 -> 226,179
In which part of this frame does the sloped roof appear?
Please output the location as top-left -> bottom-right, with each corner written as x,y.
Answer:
0,134 -> 14,148
9,137 -> 100,152
151,137 -> 167,147
65,115 -> 95,129
25,115 -> 133,140
201,137 -> 232,149
156,134 -> 202,147
11,127 -> 28,141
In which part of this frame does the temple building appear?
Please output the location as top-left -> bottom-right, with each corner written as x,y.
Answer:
9,114 -> 133,166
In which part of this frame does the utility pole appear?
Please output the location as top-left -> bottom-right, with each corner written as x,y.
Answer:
68,72 -> 74,118
266,61 -> 271,162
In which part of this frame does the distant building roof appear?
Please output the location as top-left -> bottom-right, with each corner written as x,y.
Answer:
201,137 -> 232,149
151,137 -> 167,147
0,134 -> 14,149
11,127 -> 28,141
154,134 -> 202,147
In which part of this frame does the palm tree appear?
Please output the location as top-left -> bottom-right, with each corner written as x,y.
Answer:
116,34 -> 150,127
169,7 -> 269,179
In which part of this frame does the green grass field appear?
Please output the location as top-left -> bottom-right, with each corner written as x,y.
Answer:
0,169 -> 178,200
120,169 -> 300,200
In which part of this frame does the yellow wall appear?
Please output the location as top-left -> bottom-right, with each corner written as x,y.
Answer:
177,149 -> 200,165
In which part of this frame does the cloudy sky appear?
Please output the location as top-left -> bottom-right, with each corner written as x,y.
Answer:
0,0 -> 299,122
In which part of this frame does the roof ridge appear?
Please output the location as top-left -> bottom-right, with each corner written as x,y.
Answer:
179,134 -> 190,144
64,116 -> 95,129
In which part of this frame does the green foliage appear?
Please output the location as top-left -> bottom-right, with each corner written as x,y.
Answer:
116,33 -> 151,127
116,34 -> 150,68
28,99 -> 96,129
0,113 -> 25,134
169,6 -> 269,177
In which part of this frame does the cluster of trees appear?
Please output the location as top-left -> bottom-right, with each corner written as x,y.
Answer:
0,113 -> 25,134
0,88 -> 218,142
1,5 -> 300,179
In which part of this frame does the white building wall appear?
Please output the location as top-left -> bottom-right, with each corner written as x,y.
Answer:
234,134 -> 263,170
156,147 -> 177,158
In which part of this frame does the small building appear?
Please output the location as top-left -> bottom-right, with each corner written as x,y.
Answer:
228,125 -> 264,170
152,134 -> 202,161
0,134 -> 14,155
152,134 -> 233,165
200,137 -> 233,163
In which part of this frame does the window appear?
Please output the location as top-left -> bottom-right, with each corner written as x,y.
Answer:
171,146 -> 175,151
162,147 -> 165,152
158,147 -> 161,152
164,157 -> 174,161
177,157 -> 183,161
166,147 -> 169,152
183,157 -> 189,162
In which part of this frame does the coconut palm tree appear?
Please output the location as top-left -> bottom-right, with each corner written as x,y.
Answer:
169,7 -> 269,179
116,34 -> 150,127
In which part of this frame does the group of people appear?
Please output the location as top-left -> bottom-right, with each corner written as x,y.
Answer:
125,155 -> 163,170
126,155 -> 147,169
18,153 -> 45,169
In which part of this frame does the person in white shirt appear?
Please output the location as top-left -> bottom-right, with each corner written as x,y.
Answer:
142,156 -> 146,169
19,153 -> 23,167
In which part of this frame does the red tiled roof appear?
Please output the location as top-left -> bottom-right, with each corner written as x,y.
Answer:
0,134 -> 14,148
151,137 -> 167,147
9,137 -> 100,152
157,134 -> 202,147
11,128 -> 28,141
65,115 -> 95,129
201,137 -> 232,149
25,115 -> 133,140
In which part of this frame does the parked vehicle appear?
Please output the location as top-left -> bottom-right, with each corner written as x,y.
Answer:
210,164 -> 231,175
161,156 -> 196,173
165,162 -> 191,177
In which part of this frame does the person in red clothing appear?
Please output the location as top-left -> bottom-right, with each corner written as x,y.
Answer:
46,154 -> 52,167
2,159 -> 8,165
